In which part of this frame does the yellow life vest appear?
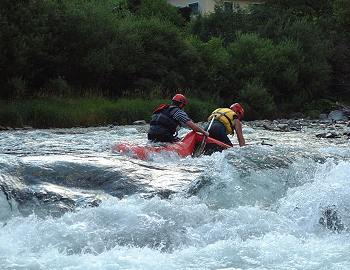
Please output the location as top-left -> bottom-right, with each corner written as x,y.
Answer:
208,108 -> 237,134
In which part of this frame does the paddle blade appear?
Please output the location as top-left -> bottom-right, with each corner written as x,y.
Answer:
192,139 -> 206,158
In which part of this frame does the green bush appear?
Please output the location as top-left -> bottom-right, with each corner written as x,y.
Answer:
227,33 -> 302,106
116,17 -> 198,94
0,97 -> 218,128
7,77 -> 27,98
239,79 -> 276,119
0,102 -> 22,127
184,98 -> 218,122
188,6 -> 248,43
304,109 -> 321,119
0,0 -> 348,119
282,19 -> 331,100
43,77 -> 72,97
135,0 -> 183,26
333,0 -> 350,30
188,37 -> 231,98
304,99 -> 337,115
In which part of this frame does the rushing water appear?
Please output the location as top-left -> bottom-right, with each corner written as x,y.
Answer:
0,123 -> 349,270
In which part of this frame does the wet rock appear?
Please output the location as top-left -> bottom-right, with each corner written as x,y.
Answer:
133,120 -> 147,125
0,125 -> 6,130
84,199 -> 101,208
262,122 -> 291,132
277,123 -> 289,131
328,110 -> 348,122
320,119 -> 332,124
263,123 -> 276,131
243,126 -> 255,134
248,119 -> 350,139
319,207 -> 344,233
289,123 -> 301,130
23,126 -> 33,130
108,122 -> 119,128
334,123 -> 345,128
316,132 -> 341,138
155,189 -> 175,199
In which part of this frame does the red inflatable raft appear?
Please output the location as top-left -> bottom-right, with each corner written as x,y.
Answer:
113,131 -> 232,160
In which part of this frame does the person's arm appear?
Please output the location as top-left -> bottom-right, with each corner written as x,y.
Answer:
186,120 -> 209,137
234,119 -> 245,147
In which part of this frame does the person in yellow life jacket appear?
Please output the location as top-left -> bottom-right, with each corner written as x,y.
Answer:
206,103 -> 246,147
148,94 -> 209,143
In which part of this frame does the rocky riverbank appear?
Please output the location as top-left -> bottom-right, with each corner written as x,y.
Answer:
1,108 -> 350,143
246,108 -> 349,140
248,118 -> 350,138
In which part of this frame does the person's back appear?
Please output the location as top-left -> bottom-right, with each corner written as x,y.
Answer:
148,94 -> 209,143
207,103 -> 245,147
148,104 -> 184,142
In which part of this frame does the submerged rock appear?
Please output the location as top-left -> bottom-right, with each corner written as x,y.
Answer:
319,207 -> 344,233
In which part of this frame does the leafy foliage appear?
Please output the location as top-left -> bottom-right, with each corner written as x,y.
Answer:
239,79 -> 276,119
0,0 -> 349,120
0,97 -> 216,127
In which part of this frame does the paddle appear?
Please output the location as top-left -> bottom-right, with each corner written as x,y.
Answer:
232,141 -> 273,147
192,117 -> 215,158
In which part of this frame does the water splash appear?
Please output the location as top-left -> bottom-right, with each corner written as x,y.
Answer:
0,125 -> 349,269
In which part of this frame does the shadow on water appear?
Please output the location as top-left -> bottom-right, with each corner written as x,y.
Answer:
0,156 -> 162,218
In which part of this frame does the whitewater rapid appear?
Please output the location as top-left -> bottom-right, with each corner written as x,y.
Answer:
0,122 -> 349,269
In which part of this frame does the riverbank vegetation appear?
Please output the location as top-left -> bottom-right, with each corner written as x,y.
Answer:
1,0 -> 349,127
0,97 -> 216,128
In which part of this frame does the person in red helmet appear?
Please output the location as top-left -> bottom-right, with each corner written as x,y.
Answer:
206,103 -> 246,147
148,94 -> 209,143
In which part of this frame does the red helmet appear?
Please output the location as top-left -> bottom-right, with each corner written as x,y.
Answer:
172,94 -> 188,106
230,103 -> 244,120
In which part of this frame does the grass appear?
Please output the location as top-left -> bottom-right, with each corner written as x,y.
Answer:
0,97 -> 218,128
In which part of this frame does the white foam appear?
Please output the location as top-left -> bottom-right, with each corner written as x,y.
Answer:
278,160 -> 350,233
1,195 -> 348,269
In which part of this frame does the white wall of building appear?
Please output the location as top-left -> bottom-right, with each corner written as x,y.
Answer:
167,0 -> 215,14
167,0 -> 262,14
200,0 -> 216,13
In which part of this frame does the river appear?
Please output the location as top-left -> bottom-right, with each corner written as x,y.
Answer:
0,122 -> 349,269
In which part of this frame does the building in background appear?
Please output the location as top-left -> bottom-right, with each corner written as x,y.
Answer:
167,0 -> 262,15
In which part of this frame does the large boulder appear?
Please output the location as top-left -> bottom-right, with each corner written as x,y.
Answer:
328,110 -> 348,122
